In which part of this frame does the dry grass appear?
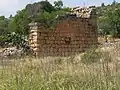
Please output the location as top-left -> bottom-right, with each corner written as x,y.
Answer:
0,42 -> 120,90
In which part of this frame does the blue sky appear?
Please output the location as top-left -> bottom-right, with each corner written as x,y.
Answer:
0,0 -> 120,17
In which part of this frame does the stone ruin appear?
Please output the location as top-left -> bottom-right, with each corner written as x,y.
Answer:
29,7 -> 98,57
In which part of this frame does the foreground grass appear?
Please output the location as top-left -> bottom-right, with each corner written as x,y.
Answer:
0,43 -> 120,90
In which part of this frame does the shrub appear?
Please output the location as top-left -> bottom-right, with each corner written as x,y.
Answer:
81,48 -> 102,64
0,32 -> 28,48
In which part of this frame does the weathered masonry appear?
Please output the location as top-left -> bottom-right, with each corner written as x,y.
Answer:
29,7 -> 98,57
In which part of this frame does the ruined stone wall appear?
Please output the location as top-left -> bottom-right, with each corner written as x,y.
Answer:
29,14 -> 98,57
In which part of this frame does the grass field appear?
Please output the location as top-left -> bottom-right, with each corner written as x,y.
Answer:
0,42 -> 120,90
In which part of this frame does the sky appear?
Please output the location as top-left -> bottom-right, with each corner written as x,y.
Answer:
0,0 -> 120,17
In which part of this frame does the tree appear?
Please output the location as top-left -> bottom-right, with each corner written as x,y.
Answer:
7,1 -> 56,35
0,16 -> 9,47
112,0 -> 117,5
25,1 -> 55,16
0,16 -> 5,20
0,16 -> 8,35
98,7 -> 120,38
9,14 -> 13,19
101,3 -> 105,7
54,0 -> 63,9
35,8 -> 70,29
8,9 -> 30,35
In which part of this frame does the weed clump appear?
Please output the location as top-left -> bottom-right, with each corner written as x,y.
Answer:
81,48 -> 102,64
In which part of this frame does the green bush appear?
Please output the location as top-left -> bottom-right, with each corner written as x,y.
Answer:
0,32 -> 27,48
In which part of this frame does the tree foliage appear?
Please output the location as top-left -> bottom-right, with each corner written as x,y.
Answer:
8,0 -> 70,35
8,9 -> 30,35
98,2 -> 120,37
54,0 -> 63,9
0,16 -> 8,35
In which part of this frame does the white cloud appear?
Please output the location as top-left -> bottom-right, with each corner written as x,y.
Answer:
0,0 -> 19,10
0,0 -> 19,17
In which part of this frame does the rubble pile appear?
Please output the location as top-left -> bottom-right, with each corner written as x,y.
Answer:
71,6 -> 96,18
0,46 -> 33,58
0,47 -> 23,58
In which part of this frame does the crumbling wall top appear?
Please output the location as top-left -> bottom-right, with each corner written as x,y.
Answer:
29,22 -> 41,27
71,6 -> 96,18
57,7 -> 96,20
